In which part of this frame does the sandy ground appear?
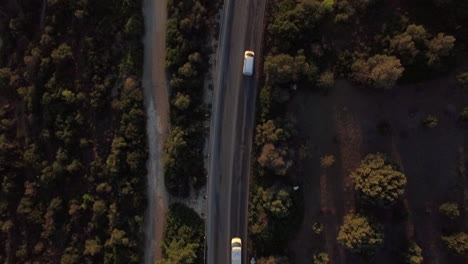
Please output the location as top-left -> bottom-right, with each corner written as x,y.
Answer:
142,0 -> 170,263
288,74 -> 467,264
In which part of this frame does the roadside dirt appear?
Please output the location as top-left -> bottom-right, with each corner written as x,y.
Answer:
142,0 -> 170,263
288,72 -> 467,264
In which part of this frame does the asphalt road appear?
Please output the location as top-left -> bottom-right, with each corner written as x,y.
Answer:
206,0 -> 267,263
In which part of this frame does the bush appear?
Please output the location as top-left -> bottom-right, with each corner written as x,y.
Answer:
402,242 -> 423,264
456,72 -> 468,87
459,107 -> 468,122
337,212 -> 384,259
351,54 -> 404,89
422,115 -> 438,128
438,202 -> 460,219
442,232 -> 468,256
351,153 -> 407,207
320,154 -> 335,168
313,252 -> 329,264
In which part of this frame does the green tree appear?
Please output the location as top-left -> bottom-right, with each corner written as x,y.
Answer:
438,202 -> 460,219
390,33 -> 419,64
351,153 -> 407,207
51,43 -> 73,64
317,71 -> 335,90
426,33 -> 455,66
172,92 -> 191,110
334,0 -> 355,23
255,120 -> 285,146
158,239 -> 198,264
442,232 -> 468,256
352,55 -> 404,89
460,107 -> 468,122
264,52 -> 317,85
84,238 -> 102,256
257,143 -> 292,176
320,154 -> 335,168
337,212 -> 384,259
60,247 -> 80,264
313,252 -> 329,264
402,242 -> 423,264
405,24 -> 428,45
456,72 -> 468,87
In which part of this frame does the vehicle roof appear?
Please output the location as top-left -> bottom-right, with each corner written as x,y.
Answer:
231,237 -> 242,244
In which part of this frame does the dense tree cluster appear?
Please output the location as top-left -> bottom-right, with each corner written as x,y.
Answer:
337,212 -> 384,259
163,0 -> 219,197
351,153 -> 407,207
0,0 -> 147,263
351,54 -> 404,89
248,185 -> 299,257
157,203 -> 205,264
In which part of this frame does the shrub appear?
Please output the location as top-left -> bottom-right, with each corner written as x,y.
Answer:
422,115 -> 438,128
337,212 -> 384,259
351,54 -> 404,89
312,222 -> 324,234
402,242 -> 423,264
351,153 -> 407,207
317,71 -> 335,90
320,154 -> 335,168
456,72 -> 468,87
313,252 -> 329,264
438,202 -> 460,219
442,232 -> 468,256
459,107 -> 468,122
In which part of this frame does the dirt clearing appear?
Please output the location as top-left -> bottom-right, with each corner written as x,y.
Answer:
288,73 -> 467,264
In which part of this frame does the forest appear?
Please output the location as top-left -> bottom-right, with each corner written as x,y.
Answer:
249,0 -> 467,263
0,0 -> 147,263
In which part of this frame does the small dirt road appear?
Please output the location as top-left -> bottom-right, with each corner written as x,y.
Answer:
142,0 -> 170,263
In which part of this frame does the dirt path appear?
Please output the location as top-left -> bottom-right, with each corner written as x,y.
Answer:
142,0 -> 170,263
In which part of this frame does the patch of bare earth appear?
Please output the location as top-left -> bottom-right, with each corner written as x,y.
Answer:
288,72 -> 467,264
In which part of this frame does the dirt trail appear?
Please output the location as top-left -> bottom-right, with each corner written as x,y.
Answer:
142,0 -> 170,263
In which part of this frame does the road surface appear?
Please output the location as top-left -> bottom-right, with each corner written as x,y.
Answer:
206,0 -> 267,263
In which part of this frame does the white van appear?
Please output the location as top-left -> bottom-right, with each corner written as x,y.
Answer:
243,51 -> 254,76
231,237 -> 242,264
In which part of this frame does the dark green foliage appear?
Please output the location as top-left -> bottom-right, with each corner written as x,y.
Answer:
337,212 -> 384,259
351,54 -> 404,89
248,184 -> 302,257
438,202 -> 460,219
351,153 -> 407,207
163,0 -> 214,196
401,241 -> 423,264
264,51 -> 318,86
313,252 -> 330,264
0,1 -> 148,263
442,232 -> 468,256
456,72 -> 468,87
460,107 -> 468,123
422,114 -> 439,128
158,203 -> 204,264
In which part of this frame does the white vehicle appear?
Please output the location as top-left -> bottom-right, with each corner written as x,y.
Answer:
243,51 -> 255,76
231,237 -> 242,264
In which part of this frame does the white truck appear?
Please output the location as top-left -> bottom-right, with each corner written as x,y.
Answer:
243,51 -> 255,76
231,237 -> 242,264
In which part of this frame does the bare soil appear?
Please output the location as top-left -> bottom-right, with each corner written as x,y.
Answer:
288,72 -> 467,264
